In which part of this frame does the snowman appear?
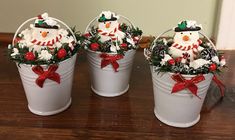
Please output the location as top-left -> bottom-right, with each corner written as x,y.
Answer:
169,20 -> 204,61
19,13 -> 74,52
97,11 -> 126,43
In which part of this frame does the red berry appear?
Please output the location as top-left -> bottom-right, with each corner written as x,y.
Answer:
175,57 -> 182,63
14,37 -> 21,44
25,52 -> 35,61
133,36 -> 139,43
84,33 -> 91,38
120,43 -> 128,48
220,55 -> 225,60
90,43 -> 100,51
57,48 -> 67,59
209,63 -> 217,71
168,59 -> 175,65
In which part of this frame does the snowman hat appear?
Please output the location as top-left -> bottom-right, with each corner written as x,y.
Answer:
174,20 -> 202,32
98,11 -> 119,22
34,13 -> 59,29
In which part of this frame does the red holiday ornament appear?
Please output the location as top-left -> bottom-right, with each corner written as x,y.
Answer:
57,48 -> 67,59
120,43 -> 128,48
209,63 -> 217,71
168,59 -> 175,65
25,52 -> 35,61
90,43 -> 100,51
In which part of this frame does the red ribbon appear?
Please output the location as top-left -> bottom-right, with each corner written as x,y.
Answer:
171,74 -> 205,98
100,53 -> 124,72
32,65 -> 60,88
212,75 -> 225,97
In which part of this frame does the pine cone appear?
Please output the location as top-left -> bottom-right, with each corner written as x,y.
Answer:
200,48 -> 217,60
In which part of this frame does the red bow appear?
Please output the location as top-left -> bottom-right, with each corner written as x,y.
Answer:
32,65 -> 60,88
212,75 -> 225,97
100,53 -> 124,72
171,74 -> 205,98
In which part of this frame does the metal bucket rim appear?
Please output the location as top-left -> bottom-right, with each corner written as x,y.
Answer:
86,48 -> 135,55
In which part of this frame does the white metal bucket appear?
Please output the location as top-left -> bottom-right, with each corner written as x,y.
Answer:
87,50 -> 136,97
151,66 -> 213,128
17,54 -> 77,116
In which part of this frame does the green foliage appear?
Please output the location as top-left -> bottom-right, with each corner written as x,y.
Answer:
8,27 -> 81,66
148,38 -> 226,75
77,23 -> 142,55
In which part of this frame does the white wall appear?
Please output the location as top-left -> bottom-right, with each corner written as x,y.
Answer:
0,0 -> 218,37
215,0 -> 235,50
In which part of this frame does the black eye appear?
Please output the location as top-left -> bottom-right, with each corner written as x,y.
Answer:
40,31 -> 42,33
47,32 -> 49,33
181,32 -> 183,34
190,33 -> 192,35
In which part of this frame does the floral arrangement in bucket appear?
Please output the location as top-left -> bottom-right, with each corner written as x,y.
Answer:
8,13 -> 79,66
8,13 -> 80,88
145,20 -> 226,98
7,13 -> 80,116
76,11 -> 142,97
144,20 -> 226,127
79,11 -> 142,72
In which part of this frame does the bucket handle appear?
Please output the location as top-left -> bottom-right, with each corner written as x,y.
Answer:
85,15 -> 138,49
144,29 -> 217,59
85,15 -> 136,34
12,17 -> 77,46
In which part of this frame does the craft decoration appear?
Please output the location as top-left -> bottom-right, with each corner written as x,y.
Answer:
80,11 -> 142,71
8,13 -> 79,66
171,73 -> 205,99
146,20 -> 226,98
32,65 -> 60,88
169,20 -> 204,61
100,53 -> 124,72
8,13 -> 80,87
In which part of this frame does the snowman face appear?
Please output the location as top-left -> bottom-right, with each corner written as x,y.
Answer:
98,20 -> 119,31
174,31 -> 199,46
32,27 -> 59,42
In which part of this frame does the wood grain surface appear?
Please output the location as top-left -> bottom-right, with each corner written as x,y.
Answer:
0,42 -> 235,139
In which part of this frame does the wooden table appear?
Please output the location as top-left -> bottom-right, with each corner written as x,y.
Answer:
0,44 -> 235,139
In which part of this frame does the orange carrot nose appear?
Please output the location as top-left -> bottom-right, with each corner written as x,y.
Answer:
183,35 -> 189,41
41,31 -> 48,38
105,22 -> 111,28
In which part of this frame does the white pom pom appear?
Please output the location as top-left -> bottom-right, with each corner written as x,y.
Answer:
41,13 -> 49,19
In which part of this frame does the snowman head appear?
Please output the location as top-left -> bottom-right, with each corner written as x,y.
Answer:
173,20 -> 202,46
98,11 -> 119,32
31,26 -> 59,42
30,13 -> 60,42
